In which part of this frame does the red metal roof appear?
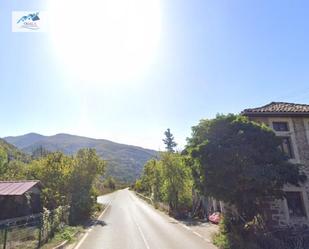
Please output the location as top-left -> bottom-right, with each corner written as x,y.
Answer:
0,181 -> 41,195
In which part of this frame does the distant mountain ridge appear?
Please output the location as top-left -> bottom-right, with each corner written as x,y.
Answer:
4,133 -> 157,182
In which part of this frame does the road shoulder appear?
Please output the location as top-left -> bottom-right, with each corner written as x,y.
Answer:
131,191 -> 218,248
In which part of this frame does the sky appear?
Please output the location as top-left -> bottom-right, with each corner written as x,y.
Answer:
1,0 -> 309,150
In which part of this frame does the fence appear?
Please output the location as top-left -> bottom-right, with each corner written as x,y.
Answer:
135,192 -> 154,205
0,206 -> 69,249
135,192 -> 170,213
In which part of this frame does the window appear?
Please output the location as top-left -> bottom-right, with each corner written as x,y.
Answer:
280,137 -> 294,159
273,122 -> 289,131
286,192 -> 307,218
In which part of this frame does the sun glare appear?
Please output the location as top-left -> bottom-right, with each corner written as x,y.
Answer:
48,0 -> 161,86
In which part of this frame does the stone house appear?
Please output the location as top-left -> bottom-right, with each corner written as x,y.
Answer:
242,102 -> 309,229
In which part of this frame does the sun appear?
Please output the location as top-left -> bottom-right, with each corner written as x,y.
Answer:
48,0 -> 161,86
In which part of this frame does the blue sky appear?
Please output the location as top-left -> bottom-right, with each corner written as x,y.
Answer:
1,0 -> 309,150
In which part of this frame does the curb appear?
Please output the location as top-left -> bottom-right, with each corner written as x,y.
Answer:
52,231 -> 81,249
53,239 -> 68,249
53,193 -> 115,249
73,199 -> 113,249
132,191 -> 216,246
135,192 -> 154,205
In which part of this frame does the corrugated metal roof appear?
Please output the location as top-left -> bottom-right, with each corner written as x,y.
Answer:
0,181 -> 40,195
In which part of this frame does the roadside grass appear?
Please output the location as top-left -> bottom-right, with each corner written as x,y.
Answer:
41,202 -> 106,249
91,203 -> 106,220
212,231 -> 230,249
41,226 -> 83,249
2,226 -> 40,249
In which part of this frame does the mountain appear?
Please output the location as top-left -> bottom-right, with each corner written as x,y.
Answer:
4,133 -> 157,182
0,138 -> 30,162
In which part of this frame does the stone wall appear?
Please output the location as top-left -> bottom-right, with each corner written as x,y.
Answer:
249,116 -> 309,230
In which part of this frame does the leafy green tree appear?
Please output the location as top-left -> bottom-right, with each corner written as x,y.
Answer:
163,128 -> 177,152
134,179 -> 143,192
105,176 -> 116,190
27,152 -> 74,210
1,160 -> 28,180
187,114 -> 306,224
160,153 -> 193,215
141,159 -> 163,201
139,153 -> 193,215
0,147 -> 8,176
69,148 -> 106,224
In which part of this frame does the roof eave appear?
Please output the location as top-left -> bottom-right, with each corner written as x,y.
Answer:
242,112 -> 309,117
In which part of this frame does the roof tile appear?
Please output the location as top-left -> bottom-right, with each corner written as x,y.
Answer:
242,102 -> 309,115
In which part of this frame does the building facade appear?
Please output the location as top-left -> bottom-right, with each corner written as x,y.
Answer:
242,102 -> 309,229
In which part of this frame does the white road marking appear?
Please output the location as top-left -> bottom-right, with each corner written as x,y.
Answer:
172,218 -> 212,243
129,191 -> 151,249
133,216 -> 151,249
74,199 -> 113,249
132,191 -> 213,244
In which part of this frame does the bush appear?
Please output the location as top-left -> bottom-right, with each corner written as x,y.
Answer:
60,229 -> 74,241
214,213 -> 309,249
213,232 -> 230,249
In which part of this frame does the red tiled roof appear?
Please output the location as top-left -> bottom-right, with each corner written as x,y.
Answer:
0,181 -> 41,196
242,102 -> 309,116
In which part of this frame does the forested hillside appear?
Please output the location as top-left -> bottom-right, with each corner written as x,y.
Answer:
0,138 -> 29,162
4,133 -> 157,182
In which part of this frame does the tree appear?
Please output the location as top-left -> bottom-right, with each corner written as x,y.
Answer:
1,160 -> 27,180
27,152 -> 74,210
105,176 -> 116,190
134,179 -> 143,192
31,146 -> 51,159
162,128 -> 177,152
139,153 -> 193,216
160,153 -> 193,216
186,114 -> 306,224
141,159 -> 163,201
69,148 -> 106,224
0,148 -> 8,176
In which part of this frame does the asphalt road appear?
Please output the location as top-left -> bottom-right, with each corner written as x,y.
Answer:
75,189 -> 217,249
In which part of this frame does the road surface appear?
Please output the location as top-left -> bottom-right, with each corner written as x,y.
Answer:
75,189 -> 217,249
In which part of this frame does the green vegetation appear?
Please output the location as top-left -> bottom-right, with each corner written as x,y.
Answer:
136,152 -> 193,217
161,153 -> 193,215
0,145 -> 106,224
0,140 -> 29,180
27,152 -> 74,209
136,115 -> 306,248
186,114 -> 306,249
162,128 -> 177,152
95,176 -> 127,196
187,114 -> 306,221
104,176 -> 116,190
0,138 -> 30,162
2,114 -> 307,248
41,226 -> 83,249
4,133 -> 157,182
136,129 -> 193,217
69,149 -> 105,224
0,136 -> 142,247
30,145 -> 51,159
